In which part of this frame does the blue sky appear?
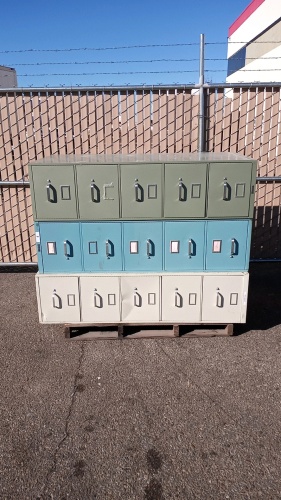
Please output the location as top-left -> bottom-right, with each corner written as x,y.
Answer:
0,0 -> 249,88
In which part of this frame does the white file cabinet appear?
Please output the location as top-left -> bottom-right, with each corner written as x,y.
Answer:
36,273 -> 249,324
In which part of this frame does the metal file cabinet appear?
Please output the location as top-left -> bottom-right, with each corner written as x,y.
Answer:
123,222 -> 163,272
35,221 -> 82,273
164,221 -> 205,271
29,153 -> 257,221
35,219 -> 252,273
81,222 -> 122,272
36,275 -> 80,323
205,220 -> 251,271
30,164 -> 77,220
30,153 -> 256,328
164,163 -> 207,218
35,273 -> 248,324
80,276 -> 120,323
76,164 -> 120,220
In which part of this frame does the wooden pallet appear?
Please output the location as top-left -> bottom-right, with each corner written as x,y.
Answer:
64,323 -> 233,340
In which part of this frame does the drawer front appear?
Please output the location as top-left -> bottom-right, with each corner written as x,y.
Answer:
164,163 -> 207,218
202,274 -> 248,323
36,222 -> 82,273
164,221 -> 205,271
81,222 -> 122,272
31,164 -> 77,220
123,222 -> 163,271
121,164 -> 162,218
36,275 -> 80,323
121,275 -> 160,322
207,162 -> 253,218
205,220 -> 251,271
76,164 -> 120,220
80,276 -> 120,322
161,275 -> 202,322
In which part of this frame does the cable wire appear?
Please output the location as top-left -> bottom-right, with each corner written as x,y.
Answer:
0,43 -> 199,54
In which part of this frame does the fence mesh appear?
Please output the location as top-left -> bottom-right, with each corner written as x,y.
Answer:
0,86 -> 280,263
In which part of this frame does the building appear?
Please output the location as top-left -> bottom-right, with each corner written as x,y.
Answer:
0,65 -> 18,88
226,0 -> 281,83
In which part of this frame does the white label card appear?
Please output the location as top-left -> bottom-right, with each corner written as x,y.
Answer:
212,240 -> 222,253
35,231 -> 40,243
170,241 -> 179,253
130,241 -> 138,254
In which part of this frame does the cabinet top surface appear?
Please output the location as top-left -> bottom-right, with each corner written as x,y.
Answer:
30,152 -> 256,166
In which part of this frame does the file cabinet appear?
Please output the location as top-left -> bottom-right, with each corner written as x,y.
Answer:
29,153 -> 256,221
35,273 -> 249,324
35,219 -> 252,273
30,153 -> 256,327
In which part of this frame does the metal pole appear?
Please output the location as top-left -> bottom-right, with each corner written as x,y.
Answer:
0,180 -> 30,187
198,34 -> 205,152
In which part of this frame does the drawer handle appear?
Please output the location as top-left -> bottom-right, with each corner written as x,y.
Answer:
94,291 -> 102,308
46,180 -> 52,201
46,180 -> 56,203
134,289 -> 141,307
175,290 -> 182,308
146,239 -> 152,259
52,291 -> 61,309
178,178 -> 184,201
188,239 -> 193,258
91,180 -> 99,203
230,238 -> 236,257
106,240 -> 110,258
216,290 -> 224,308
64,240 -> 70,258
134,179 -> 140,202
223,181 -> 229,201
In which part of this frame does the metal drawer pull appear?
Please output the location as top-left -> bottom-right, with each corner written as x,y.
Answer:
94,290 -> 103,308
216,290 -> 224,308
188,239 -> 193,258
134,179 -> 140,202
46,180 -> 53,202
230,238 -> 236,257
175,290 -> 182,308
106,240 -> 110,258
146,239 -> 152,258
52,291 -> 61,309
134,289 -> 141,307
223,180 -> 229,201
46,181 -> 51,201
91,180 -> 98,202
63,241 -> 69,258
178,178 -> 184,201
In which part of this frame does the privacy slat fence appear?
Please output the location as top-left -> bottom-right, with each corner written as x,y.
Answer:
0,85 -> 280,264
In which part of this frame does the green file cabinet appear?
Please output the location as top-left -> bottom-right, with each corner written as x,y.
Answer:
29,153 -> 257,221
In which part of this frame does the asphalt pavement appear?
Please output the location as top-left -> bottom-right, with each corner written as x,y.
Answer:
0,263 -> 281,499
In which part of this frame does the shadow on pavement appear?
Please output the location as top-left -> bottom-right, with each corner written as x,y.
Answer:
235,262 -> 281,335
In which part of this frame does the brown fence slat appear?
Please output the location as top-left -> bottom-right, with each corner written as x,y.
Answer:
182,90 -> 193,152
190,91 -> 199,152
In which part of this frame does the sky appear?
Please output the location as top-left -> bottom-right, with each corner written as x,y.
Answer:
0,0 -> 250,88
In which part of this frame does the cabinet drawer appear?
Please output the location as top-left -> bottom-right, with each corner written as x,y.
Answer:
162,275 -> 202,322
36,275 -> 80,323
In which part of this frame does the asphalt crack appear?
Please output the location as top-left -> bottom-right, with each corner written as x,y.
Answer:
38,342 -> 85,499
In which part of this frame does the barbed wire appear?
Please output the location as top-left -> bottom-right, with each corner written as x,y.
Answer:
3,58 -> 199,66
0,43 -> 200,54
4,56 -> 281,66
1,40 -> 281,54
16,70 -> 199,77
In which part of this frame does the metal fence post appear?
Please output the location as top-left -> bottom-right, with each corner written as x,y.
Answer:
198,33 -> 205,152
